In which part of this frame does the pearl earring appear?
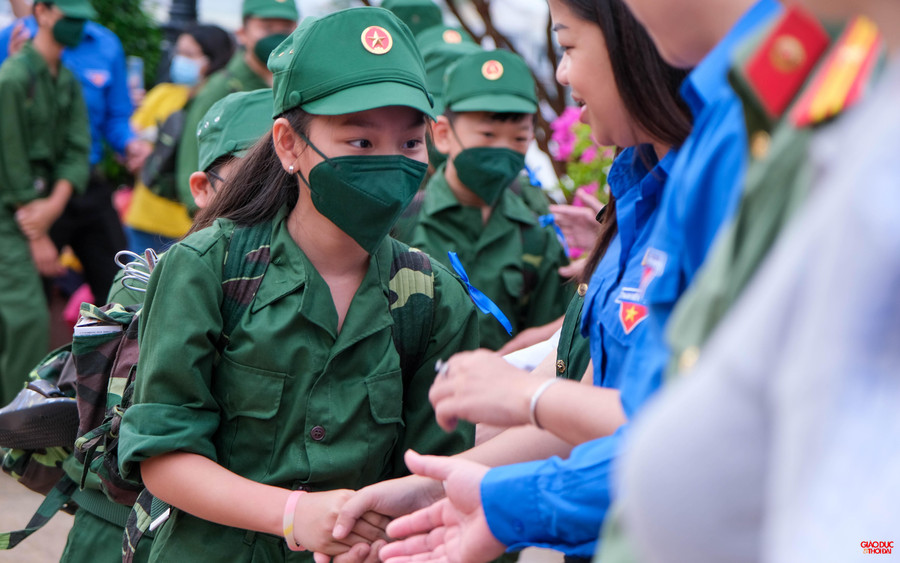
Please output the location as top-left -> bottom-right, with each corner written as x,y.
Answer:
288,165 -> 294,174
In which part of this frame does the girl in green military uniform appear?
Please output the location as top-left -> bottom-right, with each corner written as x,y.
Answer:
118,7 -> 478,562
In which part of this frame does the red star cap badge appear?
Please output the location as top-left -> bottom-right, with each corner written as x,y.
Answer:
361,26 -> 393,55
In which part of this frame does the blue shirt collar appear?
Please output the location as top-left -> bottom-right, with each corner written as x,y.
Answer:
680,0 -> 783,117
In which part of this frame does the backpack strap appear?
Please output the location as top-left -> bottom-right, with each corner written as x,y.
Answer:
220,220 -> 274,343
388,240 -> 435,378
0,475 -> 77,550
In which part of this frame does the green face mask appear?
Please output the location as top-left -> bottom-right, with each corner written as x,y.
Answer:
52,17 -> 86,48
253,33 -> 289,66
297,133 -> 428,254
452,146 -> 526,206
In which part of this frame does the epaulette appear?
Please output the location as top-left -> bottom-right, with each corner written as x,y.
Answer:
789,16 -> 883,127
744,6 -> 831,120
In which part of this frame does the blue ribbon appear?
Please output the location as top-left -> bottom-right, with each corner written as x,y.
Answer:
539,214 -> 570,257
447,252 -> 513,335
524,164 -> 542,188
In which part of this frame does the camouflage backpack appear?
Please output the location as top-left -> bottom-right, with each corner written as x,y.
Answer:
0,219 -> 436,558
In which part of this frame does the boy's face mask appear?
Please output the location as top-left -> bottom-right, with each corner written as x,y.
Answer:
295,131 -> 428,255
53,17 -> 86,48
452,145 -> 526,207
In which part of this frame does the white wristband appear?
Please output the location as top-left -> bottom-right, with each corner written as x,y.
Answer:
529,377 -> 561,430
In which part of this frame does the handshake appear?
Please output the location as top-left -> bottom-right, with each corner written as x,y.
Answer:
302,451 -> 500,563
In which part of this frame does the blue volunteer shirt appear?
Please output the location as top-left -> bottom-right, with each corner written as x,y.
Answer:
0,17 -> 135,166
622,0 -> 783,417
481,146 -> 674,557
480,0 -> 784,555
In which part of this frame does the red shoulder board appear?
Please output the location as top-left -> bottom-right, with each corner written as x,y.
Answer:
745,6 -> 830,119
790,16 -> 883,127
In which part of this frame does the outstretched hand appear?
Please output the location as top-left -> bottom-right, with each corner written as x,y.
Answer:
379,451 -> 506,563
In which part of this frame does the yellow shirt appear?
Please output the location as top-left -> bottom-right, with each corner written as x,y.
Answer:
124,83 -> 193,239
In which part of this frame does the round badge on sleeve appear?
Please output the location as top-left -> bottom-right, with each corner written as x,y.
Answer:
482,60 -> 504,80
362,26 -> 393,55
442,29 -> 462,44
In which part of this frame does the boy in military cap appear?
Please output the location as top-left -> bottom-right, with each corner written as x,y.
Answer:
408,49 -> 570,351
382,0 -> 444,37
0,0 -> 92,404
175,0 -> 298,214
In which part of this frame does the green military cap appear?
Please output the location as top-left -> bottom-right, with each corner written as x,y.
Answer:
197,89 -> 274,172
242,0 -> 299,21
51,0 -> 97,19
416,25 -> 476,51
381,0 -> 443,37
269,6 -> 434,119
444,49 -> 538,114
418,27 -> 481,114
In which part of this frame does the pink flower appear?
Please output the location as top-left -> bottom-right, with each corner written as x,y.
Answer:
550,107 -> 581,161
579,145 -> 597,163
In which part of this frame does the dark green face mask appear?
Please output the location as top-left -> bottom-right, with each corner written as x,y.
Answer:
296,134 -> 428,254
253,33 -> 289,66
52,17 -> 86,48
452,146 -> 526,206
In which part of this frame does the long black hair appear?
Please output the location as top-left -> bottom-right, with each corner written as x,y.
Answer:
563,0 -> 693,283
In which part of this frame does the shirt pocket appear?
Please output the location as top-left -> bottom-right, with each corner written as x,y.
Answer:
501,268 -> 524,303
361,369 -> 405,480
212,355 -> 287,478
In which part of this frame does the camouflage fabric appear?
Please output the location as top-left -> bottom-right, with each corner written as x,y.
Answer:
72,303 -> 144,506
0,474 -> 77,549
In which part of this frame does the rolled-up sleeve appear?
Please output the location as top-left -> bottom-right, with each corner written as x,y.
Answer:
119,237 -> 227,476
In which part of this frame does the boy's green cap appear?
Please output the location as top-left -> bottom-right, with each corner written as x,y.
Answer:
381,0 -> 442,37
420,39 -> 482,114
269,7 -> 434,119
197,89 -> 274,172
242,0 -> 299,21
416,25 -> 475,51
444,49 -> 537,114
52,0 -> 96,19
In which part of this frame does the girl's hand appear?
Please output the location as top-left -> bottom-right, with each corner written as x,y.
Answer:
429,350 -> 550,431
294,490 -> 390,554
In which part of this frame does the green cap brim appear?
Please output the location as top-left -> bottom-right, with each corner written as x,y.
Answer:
60,5 -> 96,19
302,81 -> 436,120
244,7 -> 297,21
449,93 -> 537,114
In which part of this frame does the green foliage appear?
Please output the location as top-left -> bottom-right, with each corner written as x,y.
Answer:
92,0 -> 163,90
91,0 -> 163,184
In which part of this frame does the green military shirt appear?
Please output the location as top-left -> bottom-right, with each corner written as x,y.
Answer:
120,208 -> 478,561
555,283 -> 592,382
175,51 -> 269,213
0,41 -> 90,208
410,165 -> 571,351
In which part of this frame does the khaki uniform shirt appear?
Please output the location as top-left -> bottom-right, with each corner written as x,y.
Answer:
410,165 -> 571,350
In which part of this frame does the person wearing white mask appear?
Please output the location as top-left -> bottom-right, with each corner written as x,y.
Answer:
123,24 -> 234,254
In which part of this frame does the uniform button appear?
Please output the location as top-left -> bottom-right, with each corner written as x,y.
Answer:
556,360 -> 566,374
577,283 -> 588,297
750,131 -> 771,160
679,346 -> 700,373
310,426 -> 326,441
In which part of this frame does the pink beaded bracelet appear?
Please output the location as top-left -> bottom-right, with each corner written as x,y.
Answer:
283,490 -> 308,551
